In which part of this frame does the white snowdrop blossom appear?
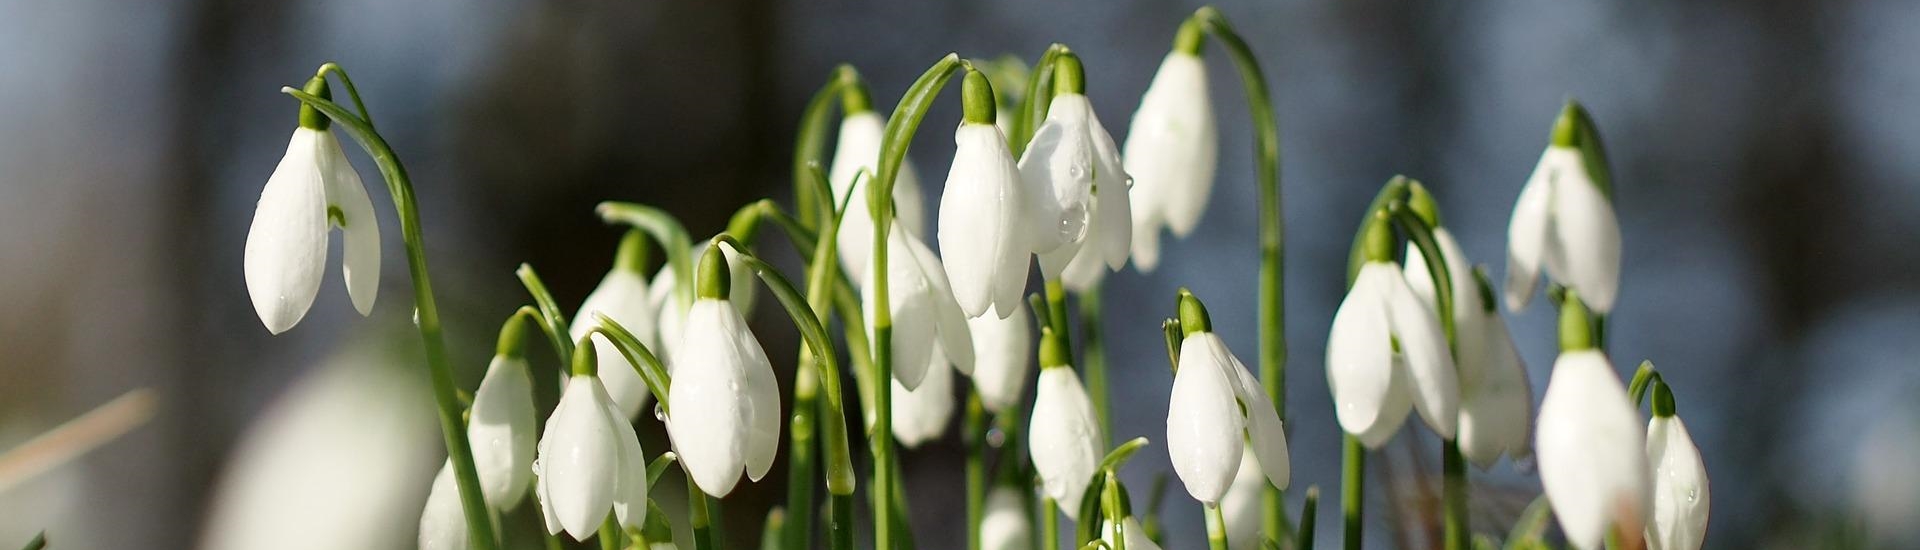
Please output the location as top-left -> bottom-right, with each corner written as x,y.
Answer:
571,265 -> 658,418
863,224 -> 975,390
938,119 -> 1031,319
533,375 -> 649,540
1504,145 -> 1621,314
1124,51 -> 1216,272
468,353 -> 536,509
244,125 -> 380,334
1022,93 -> 1133,292
1166,314 -> 1288,503
1326,262 -> 1460,447
417,463 -> 466,550
1404,228 -> 1533,467
1646,415 -> 1710,550
1101,517 -> 1162,550
832,110 -> 927,280
891,346 -> 956,448
667,297 -> 780,497
980,487 -> 1033,550
1535,351 -> 1649,550
967,303 -> 1033,414
1029,366 -> 1104,519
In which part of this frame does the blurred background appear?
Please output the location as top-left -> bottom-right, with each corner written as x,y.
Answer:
2,0 -> 1917,548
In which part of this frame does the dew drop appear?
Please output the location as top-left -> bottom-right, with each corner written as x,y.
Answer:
653,403 -> 669,422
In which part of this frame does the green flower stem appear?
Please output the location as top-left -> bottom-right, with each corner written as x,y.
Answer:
689,477 -> 717,550
1387,198 -> 1468,550
595,202 -> 696,314
1043,281 -> 1074,366
1081,285 -> 1110,447
1442,441 -> 1469,550
1191,8 -> 1291,541
868,53 -> 964,550
1011,44 -> 1069,156
283,77 -> 499,550
1342,435 -> 1364,550
1628,361 -> 1658,408
792,65 -> 863,230
1042,497 -> 1061,550
964,393 -> 986,550
1205,503 -> 1229,550
1296,486 -> 1320,550
599,516 -> 624,550
515,264 -> 575,364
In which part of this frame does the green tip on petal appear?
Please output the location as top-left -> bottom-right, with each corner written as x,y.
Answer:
1176,288 -> 1212,337
696,243 -> 731,300
1558,291 -> 1595,352
841,78 -> 873,115
297,75 -> 331,130
495,310 -> 533,358
1361,209 -> 1395,264
615,229 -> 652,274
1173,17 -> 1205,56
1650,375 -> 1677,418
1406,180 -> 1441,228
571,333 -> 599,377
962,68 -> 997,125
1039,327 -> 1071,369
1551,100 -> 1583,148
1052,51 -> 1085,96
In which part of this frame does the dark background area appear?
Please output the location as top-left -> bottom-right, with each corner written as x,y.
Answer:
1,0 -> 1917,548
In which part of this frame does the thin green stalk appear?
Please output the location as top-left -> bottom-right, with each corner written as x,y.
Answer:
1296,487 -> 1320,550
1042,497 -> 1061,550
283,74 -> 498,550
1011,44 -> 1069,156
1080,285 -> 1109,446
689,479 -> 717,550
1191,8 -> 1289,542
785,377 -> 819,550
1443,441 -> 1469,550
1342,435 -> 1364,550
792,65 -> 863,229
1205,503 -> 1229,550
600,516 -> 624,550
1043,281 -> 1073,367
965,393 -> 987,550
1388,198 -> 1469,549
830,492 -> 856,550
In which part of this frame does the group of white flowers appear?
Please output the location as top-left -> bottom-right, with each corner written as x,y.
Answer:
240,9 -> 1709,550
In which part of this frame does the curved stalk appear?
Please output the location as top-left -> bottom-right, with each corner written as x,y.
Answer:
282,82 -> 499,550
792,65 -> 863,229
1080,285 -> 1109,446
1387,201 -> 1467,550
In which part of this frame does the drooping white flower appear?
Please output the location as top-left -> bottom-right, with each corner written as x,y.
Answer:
1029,366 -> 1103,519
968,303 -> 1033,414
891,346 -> 956,448
417,462 -> 466,550
1404,228 -> 1533,467
1220,446 -> 1266,550
534,375 -> 649,540
980,487 -> 1034,550
650,243 -> 756,367
666,296 -> 780,497
1124,51 -> 1216,272
863,224 -> 975,390
1504,146 -> 1621,314
244,125 -> 380,334
1326,262 -> 1460,447
1166,296 -> 1288,503
938,119 -> 1031,319
468,353 -> 536,510
1100,517 -> 1162,550
1025,93 -> 1133,292
1646,414 -> 1709,550
832,110 -> 927,280
571,264 -> 659,418
1535,351 -> 1649,550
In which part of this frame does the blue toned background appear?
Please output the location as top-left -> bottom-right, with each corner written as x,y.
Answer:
1,0 -> 1916,548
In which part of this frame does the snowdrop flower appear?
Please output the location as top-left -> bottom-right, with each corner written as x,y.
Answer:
939,69 -> 1032,319
1326,217 -> 1459,447
1219,446 -> 1266,550
417,463 -> 465,550
650,242 -> 756,367
468,331 -> 537,510
1535,307 -> 1648,550
667,246 -> 780,497
1125,24 -> 1217,272
534,347 -> 649,540
891,346 -> 955,448
1028,330 -> 1103,519
244,77 -> 379,334
1505,104 -> 1621,314
1166,290 -> 1288,503
968,302 -> 1033,414
980,487 -> 1034,550
1403,213 -> 1532,467
832,96 -> 927,280
1645,381 -> 1709,550
1022,53 -> 1133,292
569,231 -> 659,418
1101,517 -> 1162,550
864,223 -> 975,390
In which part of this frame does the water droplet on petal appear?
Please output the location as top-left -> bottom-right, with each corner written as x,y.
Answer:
653,403 -> 669,422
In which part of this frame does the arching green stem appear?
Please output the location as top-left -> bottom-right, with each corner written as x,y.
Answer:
792,65 -> 864,229
1386,199 -> 1468,550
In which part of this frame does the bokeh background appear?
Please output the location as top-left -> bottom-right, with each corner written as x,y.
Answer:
2,0 -> 1918,548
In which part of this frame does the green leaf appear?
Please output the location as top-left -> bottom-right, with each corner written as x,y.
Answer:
592,312 -> 673,416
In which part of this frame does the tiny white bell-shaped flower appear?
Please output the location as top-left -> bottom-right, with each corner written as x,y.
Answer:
1166,290 -> 1289,503
1327,220 -> 1460,447
939,69 -> 1033,319
1124,26 -> 1217,272
469,348 -> 537,510
832,102 -> 927,281
1535,349 -> 1649,550
980,486 -> 1034,550
1101,516 -> 1162,550
967,302 -> 1033,414
1028,332 -> 1103,520
534,369 -> 649,540
418,462 -> 467,550
1021,54 -> 1132,291
244,77 -> 380,334
891,346 -> 956,448
650,242 -> 756,367
1505,105 -> 1621,314
1403,223 -> 1533,468
1645,382 -> 1709,550
570,231 -> 659,418
864,223 -> 975,390
666,246 -> 781,497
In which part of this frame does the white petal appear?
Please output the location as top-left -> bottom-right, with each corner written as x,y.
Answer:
864,232 -> 939,390
1381,264 -> 1459,440
604,392 -> 649,530
1544,153 -> 1622,314
1086,104 -> 1133,272
904,229 -> 976,374
1504,150 -> 1556,312
967,303 -> 1033,414
832,112 -> 926,280
539,376 -> 621,540
1457,312 -> 1532,469
891,355 -> 955,448
1017,95 -> 1096,257
470,354 -> 537,510
1646,416 -> 1709,550
742,315 -> 782,482
1225,353 -> 1291,491
1326,266 -> 1410,447
1028,368 -> 1103,518
939,123 -> 1030,318
1221,446 -> 1266,550
1169,333 -> 1246,503
319,130 -> 380,316
1125,53 -> 1216,238
244,128 -> 330,334
1536,351 -> 1650,550
1102,517 -> 1163,550
572,270 -> 658,418
980,487 -> 1034,550
667,299 -> 753,497
1129,208 -> 1166,273
418,462 -> 468,550
535,423 -> 561,534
